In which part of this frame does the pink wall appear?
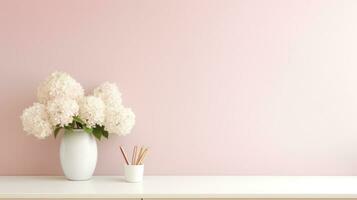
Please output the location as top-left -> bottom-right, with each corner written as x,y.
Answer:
1,0 -> 357,175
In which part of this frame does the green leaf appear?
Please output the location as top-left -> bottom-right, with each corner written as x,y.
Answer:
76,122 -> 83,129
73,116 -> 85,124
64,126 -> 73,133
54,127 -> 62,138
102,129 -> 109,139
66,122 -> 75,130
83,126 -> 93,134
92,126 -> 102,140
93,125 -> 109,139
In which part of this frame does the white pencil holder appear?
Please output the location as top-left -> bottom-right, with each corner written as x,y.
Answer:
124,165 -> 144,183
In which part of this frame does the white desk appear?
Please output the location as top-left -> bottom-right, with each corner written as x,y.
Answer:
1,176 -> 357,199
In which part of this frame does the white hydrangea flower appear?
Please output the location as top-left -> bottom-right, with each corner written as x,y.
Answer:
104,106 -> 135,135
37,71 -> 84,104
21,103 -> 53,139
93,82 -> 122,107
46,97 -> 79,127
78,96 -> 105,127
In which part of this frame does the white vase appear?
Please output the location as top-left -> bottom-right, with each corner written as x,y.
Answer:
60,129 -> 97,181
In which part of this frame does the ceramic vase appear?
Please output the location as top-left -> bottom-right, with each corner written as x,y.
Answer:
60,129 -> 97,181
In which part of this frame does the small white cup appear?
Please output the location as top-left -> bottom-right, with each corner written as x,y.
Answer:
124,165 -> 144,183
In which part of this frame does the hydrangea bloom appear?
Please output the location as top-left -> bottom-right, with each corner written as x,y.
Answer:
37,72 -> 84,103
93,82 -> 122,107
21,103 -> 53,139
47,97 -> 79,127
22,72 -> 136,140
78,96 -> 105,128
104,106 -> 135,135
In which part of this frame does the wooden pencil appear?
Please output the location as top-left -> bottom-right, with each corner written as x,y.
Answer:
119,146 -> 130,165
136,147 -> 143,165
138,148 -> 148,165
132,146 -> 138,165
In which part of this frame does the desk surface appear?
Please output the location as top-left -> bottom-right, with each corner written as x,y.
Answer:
1,176 -> 357,198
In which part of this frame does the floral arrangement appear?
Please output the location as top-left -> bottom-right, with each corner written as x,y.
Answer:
21,72 -> 135,140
